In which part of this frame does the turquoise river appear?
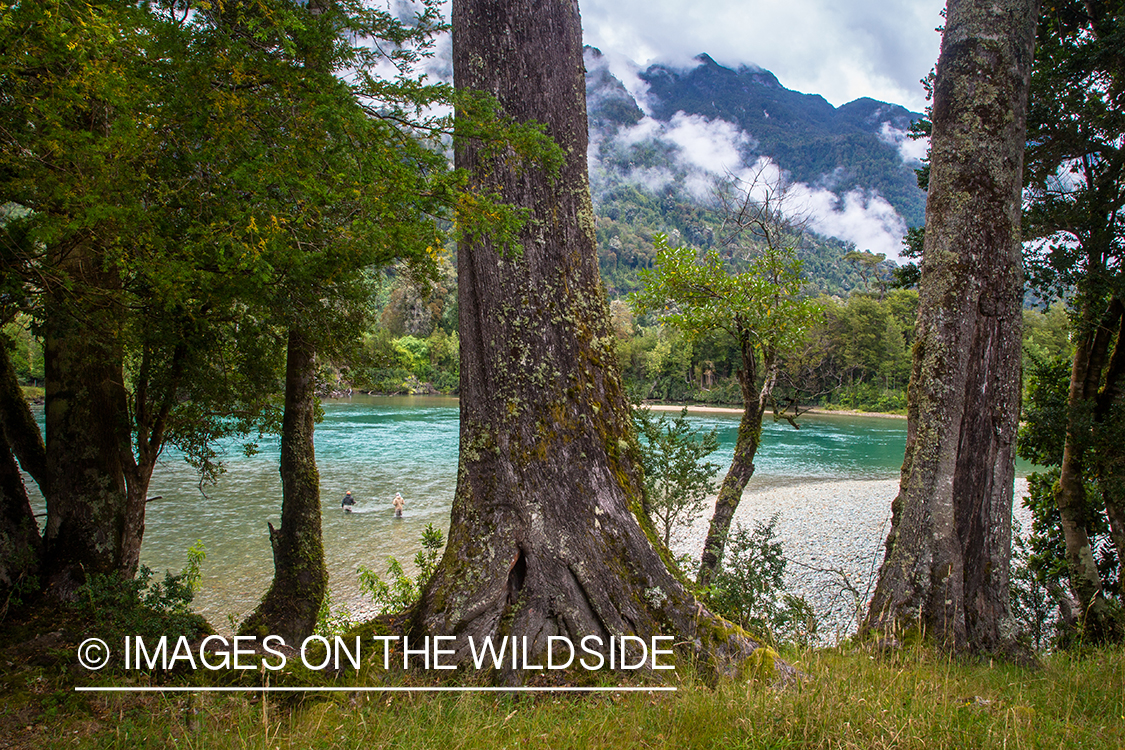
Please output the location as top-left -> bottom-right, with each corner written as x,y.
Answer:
25,395 -> 1030,629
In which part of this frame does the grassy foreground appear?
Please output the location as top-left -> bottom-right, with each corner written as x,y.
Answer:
4,640 -> 1122,749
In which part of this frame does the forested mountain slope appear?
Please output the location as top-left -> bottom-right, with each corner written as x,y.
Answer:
583,48 -> 926,296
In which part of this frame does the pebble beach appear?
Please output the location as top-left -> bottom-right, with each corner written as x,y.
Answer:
670,476 -> 1033,644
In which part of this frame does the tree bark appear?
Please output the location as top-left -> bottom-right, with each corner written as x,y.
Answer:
40,242 -> 133,600
863,0 -> 1037,652
1054,295 -> 1124,637
410,0 -> 769,679
698,334 -> 773,587
240,327 -> 326,644
0,342 -> 43,599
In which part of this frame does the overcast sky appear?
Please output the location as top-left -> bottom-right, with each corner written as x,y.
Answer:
580,0 -> 947,112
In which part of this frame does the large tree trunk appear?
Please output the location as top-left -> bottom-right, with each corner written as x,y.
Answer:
240,327 -> 326,644
410,0 -> 767,679
0,341 -> 44,600
697,336 -> 773,587
862,0 -> 1037,653
40,243 -> 134,600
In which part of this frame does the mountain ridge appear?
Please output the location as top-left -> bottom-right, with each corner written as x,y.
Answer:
584,47 -> 927,236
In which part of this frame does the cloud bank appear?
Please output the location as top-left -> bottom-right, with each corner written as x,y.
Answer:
581,0 -> 945,112
594,110 -> 909,259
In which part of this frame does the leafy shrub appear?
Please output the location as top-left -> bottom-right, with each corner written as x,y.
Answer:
358,524 -> 444,615
703,515 -> 818,648
315,589 -> 354,637
71,541 -> 210,643
633,406 -> 719,547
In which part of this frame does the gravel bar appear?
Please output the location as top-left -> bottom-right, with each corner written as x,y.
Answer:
670,476 -> 1032,645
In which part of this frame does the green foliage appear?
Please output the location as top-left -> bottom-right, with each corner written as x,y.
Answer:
315,589 -> 355,638
1,317 -> 43,385
1022,306 -> 1072,368
703,516 -> 818,648
1009,518 -> 1057,653
358,524 -> 445,615
633,234 -> 818,349
590,184 -> 871,298
352,325 -> 461,394
1017,345 -> 1120,647
0,0 -> 470,511
633,407 -> 720,547
1018,354 -> 1072,467
70,545 -> 210,645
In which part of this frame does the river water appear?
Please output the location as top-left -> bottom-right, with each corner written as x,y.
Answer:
24,396 -> 1028,630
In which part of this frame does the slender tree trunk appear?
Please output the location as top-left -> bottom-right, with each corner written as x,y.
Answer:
240,327 -> 326,644
1096,303 -> 1125,595
0,434 -> 39,602
862,0 -> 1037,653
0,341 -> 47,489
698,336 -> 772,587
1054,295 -> 1124,636
410,0 -> 771,679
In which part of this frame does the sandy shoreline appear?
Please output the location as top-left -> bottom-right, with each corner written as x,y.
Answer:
643,403 -> 907,419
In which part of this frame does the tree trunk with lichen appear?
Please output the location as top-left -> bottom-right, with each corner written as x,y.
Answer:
409,0 -> 773,680
862,0 -> 1037,653
39,244 -> 135,601
240,328 -> 326,644
697,333 -> 774,587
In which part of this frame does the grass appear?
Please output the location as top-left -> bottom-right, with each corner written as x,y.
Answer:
5,639 -> 1123,749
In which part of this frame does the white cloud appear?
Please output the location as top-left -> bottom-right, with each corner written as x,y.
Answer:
605,113 -> 909,258
611,112 -> 750,198
661,113 -> 748,176
581,0 -> 945,111
878,122 -> 929,165
791,186 -> 907,259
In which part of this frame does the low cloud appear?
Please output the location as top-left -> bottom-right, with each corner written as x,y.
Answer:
654,113 -> 749,176
791,185 -> 906,258
602,112 -> 908,258
878,122 -> 929,166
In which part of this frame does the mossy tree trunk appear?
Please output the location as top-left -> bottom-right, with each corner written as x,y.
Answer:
410,0 -> 769,679
0,341 -> 44,598
40,243 -> 134,601
862,0 -> 1038,652
240,327 -> 326,644
1054,295 -> 1124,639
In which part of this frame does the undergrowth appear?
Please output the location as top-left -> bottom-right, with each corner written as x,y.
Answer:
8,643 -> 1121,749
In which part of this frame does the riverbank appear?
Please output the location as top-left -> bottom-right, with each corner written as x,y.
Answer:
670,476 -> 1033,643
643,403 -> 907,419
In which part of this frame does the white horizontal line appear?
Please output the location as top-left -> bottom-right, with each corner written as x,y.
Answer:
75,686 -> 676,693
